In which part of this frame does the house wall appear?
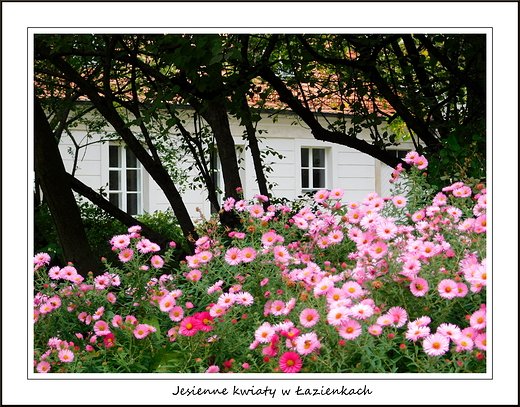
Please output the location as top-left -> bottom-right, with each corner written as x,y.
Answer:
58,110 -> 414,220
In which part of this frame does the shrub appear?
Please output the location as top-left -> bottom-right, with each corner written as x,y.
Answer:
33,153 -> 486,373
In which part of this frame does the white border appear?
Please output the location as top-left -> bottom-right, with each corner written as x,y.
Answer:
2,1 -> 518,405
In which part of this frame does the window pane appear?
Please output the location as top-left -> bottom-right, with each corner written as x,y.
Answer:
109,193 -> 120,207
301,148 -> 309,168
301,169 -> 309,189
126,148 -> 138,168
109,146 -> 120,168
109,170 -> 120,190
313,169 -> 325,188
126,170 -> 139,192
127,194 -> 138,215
313,148 -> 325,168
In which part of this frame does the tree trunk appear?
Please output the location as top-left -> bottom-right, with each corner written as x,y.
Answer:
34,97 -> 102,277
200,100 -> 243,200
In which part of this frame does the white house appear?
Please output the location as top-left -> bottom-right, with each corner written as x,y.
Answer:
57,108 -> 413,220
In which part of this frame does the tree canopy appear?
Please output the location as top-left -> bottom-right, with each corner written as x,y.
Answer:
34,33 -> 486,274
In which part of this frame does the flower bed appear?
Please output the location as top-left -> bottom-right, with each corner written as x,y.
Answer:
33,152 -> 486,373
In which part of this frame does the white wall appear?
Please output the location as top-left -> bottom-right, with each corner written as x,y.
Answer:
58,110 -> 413,220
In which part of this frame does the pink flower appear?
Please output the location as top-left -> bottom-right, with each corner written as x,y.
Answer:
169,306 -> 184,322
36,361 -> 51,373
151,255 -> 164,269
205,365 -> 220,373
186,269 -> 202,282
106,292 -> 117,304
34,252 -> 51,265
326,306 -> 350,326
392,195 -> 408,208
329,188 -> 344,200
368,324 -> 382,336
261,231 -> 282,246
225,247 -> 242,265
249,204 -> 264,218
349,303 -> 374,320
118,248 -> 134,263
423,333 -> 450,356
414,155 -> 428,170
410,278 -> 429,297
470,309 -> 486,330
159,295 -> 176,312
241,247 -> 257,263
295,332 -> 321,355
270,300 -> 285,316
94,320 -> 111,336
314,189 -> 330,203
112,315 -> 123,327
58,349 -> 75,363
438,279 -> 458,299
299,308 -> 320,328
338,319 -> 362,340
437,323 -> 462,342
279,351 -> 303,373
387,306 -> 408,328
111,234 -> 131,249
133,324 -> 152,339
235,291 -> 254,306
254,322 -> 276,344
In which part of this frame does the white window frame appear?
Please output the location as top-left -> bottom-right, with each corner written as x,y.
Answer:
108,143 -> 143,216
300,146 -> 328,192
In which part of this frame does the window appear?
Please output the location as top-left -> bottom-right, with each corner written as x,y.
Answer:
301,147 -> 326,191
108,145 -> 143,215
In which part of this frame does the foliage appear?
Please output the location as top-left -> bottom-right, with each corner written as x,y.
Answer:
33,154 -> 487,374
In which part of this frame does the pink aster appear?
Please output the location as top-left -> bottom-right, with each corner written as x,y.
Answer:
151,255 -> 164,269
368,324 -> 383,336
299,308 -> 320,328
437,323 -> 462,342
392,195 -> 408,208
469,309 -> 486,330
235,291 -> 254,306
405,325 -> 431,342
313,277 -> 335,296
186,269 -> 202,282
387,306 -> 408,328
314,189 -> 330,203
342,281 -> 363,299
410,278 -> 429,297
133,324 -> 152,339
326,306 -> 350,326
249,204 -> 264,218
169,306 -> 184,322
368,240 -> 388,259
112,314 -> 123,327
58,349 -> 75,363
111,234 -> 131,249
179,316 -> 202,337
205,365 -> 220,373
34,252 -> 51,265
241,247 -> 257,263
329,188 -> 344,200
295,332 -> 321,356
338,319 -> 362,340
423,333 -> 450,356
474,333 -> 486,351
279,351 -> 303,373
36,361 -> 51,373
159,295 -> 176,312
193,311 -> 215,332
225,247 -> 242,265
261,231 -> 280,246
48,266 -> 62,280
217,292 -> 236,308
118,248 -> 134,263
349,303 -> 374,320
452,186 -> 472,198
438,279 -> 458,299
94,320 -> 111,336
455,336 -> 474,351
209,304 -> 227,318
273,245 -> 290,263
255,322 -> 276,343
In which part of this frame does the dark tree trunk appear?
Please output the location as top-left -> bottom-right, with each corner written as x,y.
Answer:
34,97 -> 102,277
200,100 -> 243,200
240,98 -> 271,207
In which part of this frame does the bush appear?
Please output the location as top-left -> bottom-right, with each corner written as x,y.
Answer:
33,152 -> 486,374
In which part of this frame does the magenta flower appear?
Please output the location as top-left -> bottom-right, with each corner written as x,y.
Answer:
279,351 -> 303,373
